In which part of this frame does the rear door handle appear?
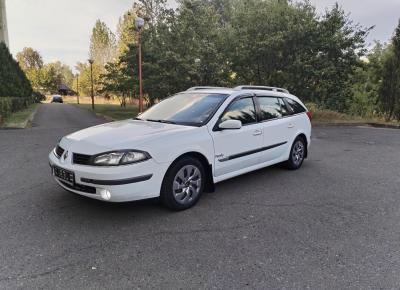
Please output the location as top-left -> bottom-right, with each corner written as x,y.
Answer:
253,130 -> 262,136
288,124 -> 295,128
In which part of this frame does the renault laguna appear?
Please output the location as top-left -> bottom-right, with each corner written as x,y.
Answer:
49,86 -> 312,210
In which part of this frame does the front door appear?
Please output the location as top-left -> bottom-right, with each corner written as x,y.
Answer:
210,96 -> 263,177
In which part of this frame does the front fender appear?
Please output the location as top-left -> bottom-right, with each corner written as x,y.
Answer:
140,126 -> 214,165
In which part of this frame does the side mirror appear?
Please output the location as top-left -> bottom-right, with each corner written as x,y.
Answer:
218,119 -> 242,130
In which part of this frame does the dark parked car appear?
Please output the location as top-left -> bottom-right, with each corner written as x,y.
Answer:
51,95 -> 63,103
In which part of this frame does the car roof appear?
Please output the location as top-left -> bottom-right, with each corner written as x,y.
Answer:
182,88 -> 298,100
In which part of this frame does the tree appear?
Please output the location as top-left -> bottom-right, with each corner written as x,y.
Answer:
96,0 -> 373,113
75,62 -> 103,97
90,20 -> 117,68
16,47 -> 44,71
351,42 -> 389,117
0,43 -> 32,99
100,61 -> 133,106
41,61 -> 74,94
119,0 -> 231,104
379,20 -> 400,120
0,43 -> 33,120
116,6 -> 139,55
226,1 -> 370,112
16,47 -> 44,91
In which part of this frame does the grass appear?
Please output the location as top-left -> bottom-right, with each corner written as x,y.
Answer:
1,103 -> 40,128
47,95 -> 400,127
45,95 -> 139,121
309,105 -> 400,127
74,103 -> 139,121
311,109 -> 365,124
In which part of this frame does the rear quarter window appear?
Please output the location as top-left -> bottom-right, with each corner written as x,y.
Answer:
285,98 -> 306,115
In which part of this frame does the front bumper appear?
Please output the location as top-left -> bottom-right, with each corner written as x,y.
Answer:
49,151 -> 169,202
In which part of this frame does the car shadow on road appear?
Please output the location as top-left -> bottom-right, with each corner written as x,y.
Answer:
51,162 -> 310,216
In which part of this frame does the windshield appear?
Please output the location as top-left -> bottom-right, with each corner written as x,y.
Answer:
137,93 -> 229,126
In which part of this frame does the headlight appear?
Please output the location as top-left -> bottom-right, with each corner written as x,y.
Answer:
93,150 -> 151,166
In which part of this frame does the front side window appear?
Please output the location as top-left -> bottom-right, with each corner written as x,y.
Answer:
220,97 -> 256,125
138,93 -> 229,126
285,98 -> 306,115
257,97 -> 282,121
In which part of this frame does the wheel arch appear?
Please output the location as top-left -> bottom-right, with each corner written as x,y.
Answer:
163,151 -> 215,193
295,133 -> 308,158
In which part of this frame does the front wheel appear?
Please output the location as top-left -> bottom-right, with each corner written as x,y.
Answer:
285,137 -> 306,170
161,157 -> 205,210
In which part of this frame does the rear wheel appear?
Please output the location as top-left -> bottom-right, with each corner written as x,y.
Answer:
285,137 -> 306,170
161,157 -> 205,210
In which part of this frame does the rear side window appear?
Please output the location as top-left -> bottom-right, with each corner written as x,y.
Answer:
285,98 -> 306,115
279,98 -> 290,116
221,97 -> 256,125
257,97 -> 282,121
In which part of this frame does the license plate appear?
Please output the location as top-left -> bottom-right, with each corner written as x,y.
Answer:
53,166 -> 75,185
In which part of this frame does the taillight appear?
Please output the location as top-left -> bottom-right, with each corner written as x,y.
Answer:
306,111 -> 313,121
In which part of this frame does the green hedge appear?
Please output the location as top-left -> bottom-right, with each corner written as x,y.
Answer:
0,97 -> 32,122
0,98 -> 11,120
0,42 -> 34,123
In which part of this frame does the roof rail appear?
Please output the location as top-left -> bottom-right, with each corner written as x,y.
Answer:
186,86 -> 229,91
234,85 -> 289,94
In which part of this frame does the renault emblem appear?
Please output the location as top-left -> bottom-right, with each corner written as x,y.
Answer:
63,151 -> 69,160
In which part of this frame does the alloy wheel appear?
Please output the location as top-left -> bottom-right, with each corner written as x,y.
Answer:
292,140 -> 305,166
172,165 -> 202,205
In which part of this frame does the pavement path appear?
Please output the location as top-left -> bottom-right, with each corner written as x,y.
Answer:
1,103 -> 400,289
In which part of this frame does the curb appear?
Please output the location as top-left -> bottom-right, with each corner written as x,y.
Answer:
70,104 -> 115,122
22,104 -> 40,128
93,112 -> 115,122
313,122 -> 400,129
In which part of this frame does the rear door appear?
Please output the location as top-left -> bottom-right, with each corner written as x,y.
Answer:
256,96 -> 291,162
282,97 -> 308,140
210,95 -> 264,177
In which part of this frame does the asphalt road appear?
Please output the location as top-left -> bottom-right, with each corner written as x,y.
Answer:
1,103 -> 400,289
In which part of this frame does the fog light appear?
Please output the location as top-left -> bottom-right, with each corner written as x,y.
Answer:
100,189 -> 111,201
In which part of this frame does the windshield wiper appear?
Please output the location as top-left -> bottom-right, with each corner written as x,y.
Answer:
146,119 -> 177,124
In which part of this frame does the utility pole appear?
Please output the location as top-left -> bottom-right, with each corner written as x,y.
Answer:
0,0 -> 9,47
135,17 -> 145,113
76,74 -> 80,104
88,59 -> 95,110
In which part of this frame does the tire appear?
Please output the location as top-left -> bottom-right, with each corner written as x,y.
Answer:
285,137 -> 306,170
161,156 -> 205,211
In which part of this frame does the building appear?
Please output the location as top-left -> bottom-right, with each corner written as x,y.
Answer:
0,0 -> 8,46
58,84 -> 77,96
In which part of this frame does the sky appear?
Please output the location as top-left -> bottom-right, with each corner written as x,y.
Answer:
5,0 -> 400,70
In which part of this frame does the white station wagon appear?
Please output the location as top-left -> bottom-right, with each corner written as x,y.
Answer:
49,86 -> 312,210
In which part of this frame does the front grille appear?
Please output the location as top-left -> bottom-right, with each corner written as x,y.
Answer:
55,145 -> 64,158
73,153 -> 92,165
59,181 -> 96,194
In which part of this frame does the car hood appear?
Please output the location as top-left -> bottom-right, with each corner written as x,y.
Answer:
61,119 -> 196,154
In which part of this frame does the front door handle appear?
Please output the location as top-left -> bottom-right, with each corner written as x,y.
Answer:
288,124 -> 295,128
253,130 -> 262,136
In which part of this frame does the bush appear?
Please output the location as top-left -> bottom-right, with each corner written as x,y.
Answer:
0,42 -> 34,122
0,98 -> 12,122
32,91 -> 46,103
0,97 -> 31,123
